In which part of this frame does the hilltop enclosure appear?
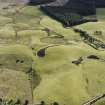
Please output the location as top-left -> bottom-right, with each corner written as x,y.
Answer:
0,0 -> 105,105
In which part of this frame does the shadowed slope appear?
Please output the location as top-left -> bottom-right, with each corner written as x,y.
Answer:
40,0 -> 97,26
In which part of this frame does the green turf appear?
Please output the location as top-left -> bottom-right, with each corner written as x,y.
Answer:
0,2 -> 105,105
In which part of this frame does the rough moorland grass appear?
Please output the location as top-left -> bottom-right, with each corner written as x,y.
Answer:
97,8 -> 105,21
0,3 -> 105,105
34,44 -> 105,105
0,69 -> 32,103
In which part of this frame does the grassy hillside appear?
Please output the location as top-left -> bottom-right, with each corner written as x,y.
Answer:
0,2 -> 105,105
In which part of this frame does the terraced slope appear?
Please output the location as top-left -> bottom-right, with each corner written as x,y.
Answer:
0,1 -> 105,105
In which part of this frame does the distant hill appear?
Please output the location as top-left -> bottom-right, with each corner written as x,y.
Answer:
95,0 -> 105,7
39,0 -> 97,15
40,0 -> 97,26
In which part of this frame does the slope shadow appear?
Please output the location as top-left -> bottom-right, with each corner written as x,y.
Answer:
95,0 -> 105,8
28,0 -> 105,26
